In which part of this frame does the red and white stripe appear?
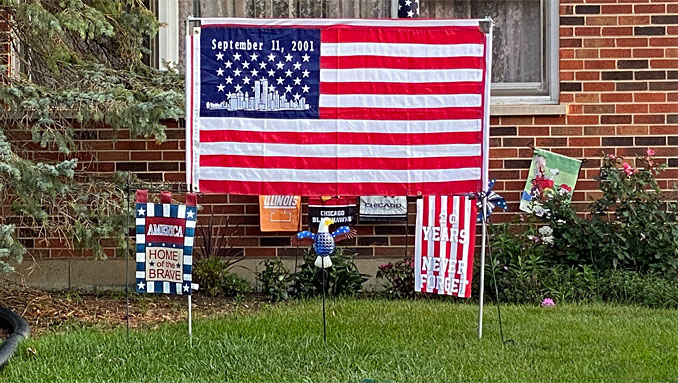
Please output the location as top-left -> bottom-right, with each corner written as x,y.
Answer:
188,19 -> 490,196
414,195 -> 477,298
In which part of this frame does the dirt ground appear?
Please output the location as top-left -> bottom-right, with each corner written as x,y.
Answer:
0,279 -> 264,336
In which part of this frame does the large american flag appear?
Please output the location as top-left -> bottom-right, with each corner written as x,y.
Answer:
186,19 -> 490,196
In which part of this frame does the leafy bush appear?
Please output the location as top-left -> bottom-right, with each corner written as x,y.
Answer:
487,151 -> 678,307
257,257 -> 292,302
599,270 -> 678,309
290,248 -> 368,298
193,257 -> 252,297
540,151 -> 678,274
376,257 -> 415,299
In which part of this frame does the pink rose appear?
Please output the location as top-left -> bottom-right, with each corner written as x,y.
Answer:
622,162 -> 634,176
608,154 -> 616,160
647,148 -> 655,156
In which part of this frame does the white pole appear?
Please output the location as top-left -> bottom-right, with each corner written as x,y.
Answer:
478,17 -> 494,341
478,194 -> 488,340
188,294 -> 193,346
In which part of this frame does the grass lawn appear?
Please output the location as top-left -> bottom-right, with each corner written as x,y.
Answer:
3,299 -> 678,382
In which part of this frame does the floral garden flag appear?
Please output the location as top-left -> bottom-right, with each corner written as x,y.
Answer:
519,149 -> 582,215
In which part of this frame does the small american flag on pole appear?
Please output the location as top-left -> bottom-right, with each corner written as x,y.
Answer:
398,0 -> 420,18
186,19 -> 491,196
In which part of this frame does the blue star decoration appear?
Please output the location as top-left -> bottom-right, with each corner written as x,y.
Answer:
477,179 -> 508,222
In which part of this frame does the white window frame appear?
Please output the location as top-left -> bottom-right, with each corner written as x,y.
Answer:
153,0 -> 180,70
156,0 -> 559,103
490,0 -> 559,105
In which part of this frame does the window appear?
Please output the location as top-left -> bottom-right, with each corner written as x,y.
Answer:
159,0 -> 559,104
420,0 -> 559,103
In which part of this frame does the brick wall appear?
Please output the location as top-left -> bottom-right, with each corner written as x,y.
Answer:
491,0 -> 678,221
10,0 -> 678,261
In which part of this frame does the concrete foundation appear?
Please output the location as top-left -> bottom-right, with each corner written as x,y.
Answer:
4,257 -> 394,292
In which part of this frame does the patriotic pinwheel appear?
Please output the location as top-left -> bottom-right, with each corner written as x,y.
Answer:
291,218 -> 356,269
477,179 -> 508,222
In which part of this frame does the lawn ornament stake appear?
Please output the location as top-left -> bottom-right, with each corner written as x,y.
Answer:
292,217 -> 356,344
292,217 -> 356,268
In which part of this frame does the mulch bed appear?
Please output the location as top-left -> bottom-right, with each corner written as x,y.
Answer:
0,279 -> 264,336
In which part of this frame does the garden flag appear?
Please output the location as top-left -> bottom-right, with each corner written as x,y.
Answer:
135,190 -> 197,295
186,18 -> 491,196
359,196 -> 408,223
259,195 -> 302,232
520,149 -> 582,215
308,196 -> 356,228
415,195 -> 477,298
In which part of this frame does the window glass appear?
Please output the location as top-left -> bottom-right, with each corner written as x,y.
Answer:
173,0 -> 556,101
420,0 -> 543,85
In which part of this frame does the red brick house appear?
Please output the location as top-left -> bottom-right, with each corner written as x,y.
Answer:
5,0 -> 678,289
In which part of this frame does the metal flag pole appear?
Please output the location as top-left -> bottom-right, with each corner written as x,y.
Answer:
188,294 -> 193,346
125,176 -> 131,343
478,193 -> 488,340
321,256 -> 327,344
478,16 -> 494,341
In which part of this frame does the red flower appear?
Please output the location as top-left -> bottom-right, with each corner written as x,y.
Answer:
622,162 -> 634,176
533,176 -> 554,190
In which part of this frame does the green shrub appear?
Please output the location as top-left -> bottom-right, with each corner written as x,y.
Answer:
599,270 -> 678,309
257,257 -> 292,302
290,248 -> 368,298
193,257 -> 251,297
486,151 -> 678,306
537,151 -> 678,275
219,271 -> 252,297
376,257 -> 415,299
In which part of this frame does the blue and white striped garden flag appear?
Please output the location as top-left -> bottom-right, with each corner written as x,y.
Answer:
135,190 -> 197,295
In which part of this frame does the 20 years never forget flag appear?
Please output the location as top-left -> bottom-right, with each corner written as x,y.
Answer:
186,18 -> 491,196
415,195 -> 477,298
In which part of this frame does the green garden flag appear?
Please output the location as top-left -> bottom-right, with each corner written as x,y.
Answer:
519,149 -> 582,215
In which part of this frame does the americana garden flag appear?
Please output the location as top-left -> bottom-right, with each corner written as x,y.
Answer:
135,191 -> 197,295
186,18 -> 491,196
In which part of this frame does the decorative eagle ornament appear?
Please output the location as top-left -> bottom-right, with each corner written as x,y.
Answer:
291,217 -> 357,269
